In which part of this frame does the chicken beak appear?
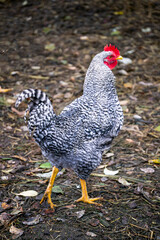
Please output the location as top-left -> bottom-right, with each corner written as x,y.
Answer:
116,56 -> 123,60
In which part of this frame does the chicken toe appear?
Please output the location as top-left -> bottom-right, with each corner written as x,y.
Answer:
75,179 -> 103,206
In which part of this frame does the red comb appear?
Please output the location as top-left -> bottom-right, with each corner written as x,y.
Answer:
104,44 -> 120,57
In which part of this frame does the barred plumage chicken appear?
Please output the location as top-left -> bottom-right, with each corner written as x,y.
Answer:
15,44 -> 123,209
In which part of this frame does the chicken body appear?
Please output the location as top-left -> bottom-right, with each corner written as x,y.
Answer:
16,50 -> 123,207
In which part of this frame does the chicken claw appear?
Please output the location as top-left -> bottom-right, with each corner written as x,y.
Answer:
75,179 -> 103,206
76,196 -> 103,206
40,166 -> 59,209
40,188 -> 57,209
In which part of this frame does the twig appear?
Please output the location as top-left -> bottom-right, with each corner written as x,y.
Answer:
91,173 -> 152,185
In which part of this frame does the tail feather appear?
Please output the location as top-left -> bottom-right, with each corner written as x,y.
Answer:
15,89 -> 56,135
15,89 -> 51,108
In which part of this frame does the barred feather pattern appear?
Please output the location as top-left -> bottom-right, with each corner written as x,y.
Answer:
15,51 -> 123,180
15,89 -> 55,135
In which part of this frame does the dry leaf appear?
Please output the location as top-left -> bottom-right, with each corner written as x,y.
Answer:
118,177 -> 132,186
65,204 -> 76,209
0,212 -> 11,225
15,190 -> 38,197
124,82 -> 133,89
140,168 -> 155,174
45,43 -> 55,51
36,171 -> 52,178
9,225 -> 24,239
80,36 -> 89,40
149,159 -> 160,164
86,232 -> 97,237
22,215 -> 41,225
104,168 -> 119,175
119,100 -> 129,106
75,210 -> 85,219
1,202 -> 11,209
105,152 -> 114,158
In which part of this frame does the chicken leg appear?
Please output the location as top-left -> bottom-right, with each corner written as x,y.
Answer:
40,166 -> 59,209
75,179 -> 103,206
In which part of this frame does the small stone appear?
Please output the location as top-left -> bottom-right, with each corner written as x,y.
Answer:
133,114 -> 142,120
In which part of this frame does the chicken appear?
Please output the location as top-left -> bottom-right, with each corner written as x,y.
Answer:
15,44 -> 123,209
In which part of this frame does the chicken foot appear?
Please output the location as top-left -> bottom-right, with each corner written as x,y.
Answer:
75,179 -> 103,206
40,166 -> 59,209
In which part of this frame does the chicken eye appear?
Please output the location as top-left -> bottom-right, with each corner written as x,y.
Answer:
109,55 -> 114,59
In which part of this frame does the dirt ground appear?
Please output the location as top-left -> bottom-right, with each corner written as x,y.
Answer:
0,0 -> 160,239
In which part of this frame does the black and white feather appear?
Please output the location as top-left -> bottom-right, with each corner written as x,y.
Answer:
15,51 -> 123,180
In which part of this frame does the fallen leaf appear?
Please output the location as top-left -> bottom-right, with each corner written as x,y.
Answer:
2,168 -> 15,173
75,210 -> 85,219
45,43 -> 55,51
141,27 -> 151,33
36,171 -> 52,178
105,152 -> 114,158
64,204 -> 76,209
6,98 -> 15,104
80,36 -> 89,40
0,86 -> 13,93
118,177 -> 132,186
114,11 -> 124,15
149,159 -> 160,164
0,212 -> 11,225
52,185 -> 63,194
124,82 -> 133,89
111,30 -> 121,36
138,81 -> 153,86
16,190 -> 38,197
133,114 -> 142,120
43,27 -> 52,34
125,138 -> 136,144
104,168 -> 119,175
31,66 -> 40,70
9,225 -> 24,239
140,167 -> 155,174
11,207 -> 23,215
88,218 -> 100,227
61,59 -> 68,65
39,162 -> 52,169
86,232 -> 97,237
1,202 -> 11,209
119,100 -> 129,105
22,215 -> 41,225
154,125 -> 160,132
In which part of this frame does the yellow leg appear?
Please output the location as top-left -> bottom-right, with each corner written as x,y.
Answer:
40,166 -> 59,209
75,179 -> 103,206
